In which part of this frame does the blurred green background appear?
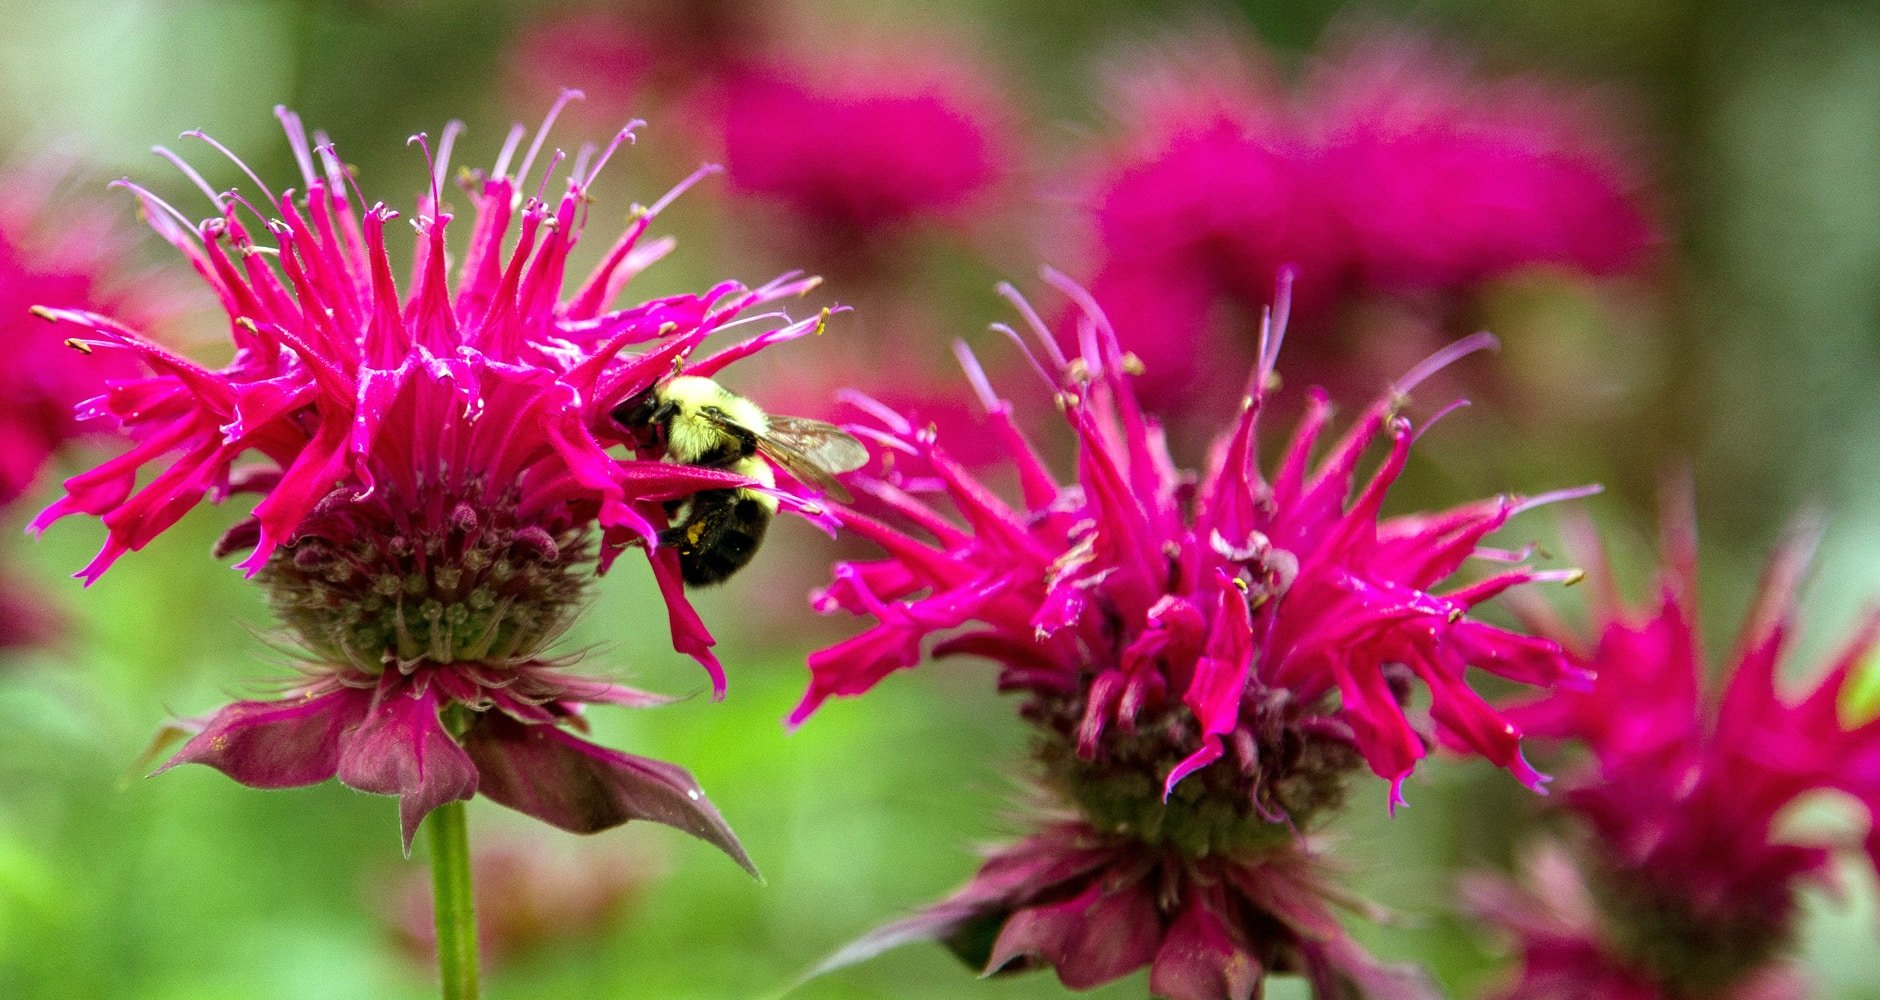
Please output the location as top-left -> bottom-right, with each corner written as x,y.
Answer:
2,0 -> 1880,997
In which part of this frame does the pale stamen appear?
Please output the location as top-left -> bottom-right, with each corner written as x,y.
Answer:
513,87 -> 584,194
1395,330 -> 1500,397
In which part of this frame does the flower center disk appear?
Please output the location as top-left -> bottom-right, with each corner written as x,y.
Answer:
260,481 -> 592,670
1034,696 -> 1361,859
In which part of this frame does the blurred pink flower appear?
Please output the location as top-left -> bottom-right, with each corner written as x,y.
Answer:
1465,845 -> 1809,1000
0,565 -> 61,652
801,275 -> 1590,997
0,165 -> 166,507
507,1 -> 769,123
1307,32 -> 1656,291
0,162 -> 179,651
1472,503 -> 1880,998
1086,137 -> 1342,403
33,96 -> 837,858
1075,28 -> 1656,406
714,31 -> 1015,250
387,832 -> 661,969
509,9 -> 661,118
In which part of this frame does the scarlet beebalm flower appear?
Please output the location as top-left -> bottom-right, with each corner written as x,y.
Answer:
1307,31 -> 1656,291
0,165 -> 167,649
1076,27 -> 1655,406
506,1 -> 769,124
33,97 -> 838,858
799,274 -> 1590,997
0,162 -> 172,509
798,274 -> 1586,799
1473,509 -> 1880,998
1465,845 -> 1809,1000
715,31 -> 1014,243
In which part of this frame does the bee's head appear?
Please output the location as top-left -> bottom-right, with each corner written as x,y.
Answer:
613,386 -> 680,428
611,385 -> 679,444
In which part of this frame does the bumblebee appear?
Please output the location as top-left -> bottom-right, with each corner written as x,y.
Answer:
612,375 -> 868,586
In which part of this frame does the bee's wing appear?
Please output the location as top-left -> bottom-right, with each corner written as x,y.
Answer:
756,415 -> 869,504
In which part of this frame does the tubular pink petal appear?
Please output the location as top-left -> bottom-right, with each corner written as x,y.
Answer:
649,548 -> 726,698
1508,483 -> 1606,518
512,88 -> 584,196
1164,738 -> 1226,799
183,128 -> 280,208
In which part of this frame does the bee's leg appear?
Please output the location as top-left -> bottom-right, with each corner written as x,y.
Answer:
673,490 -> 772,587
660,490 -> 734,551
682,492 -> 743,553
657,497 -> 695,549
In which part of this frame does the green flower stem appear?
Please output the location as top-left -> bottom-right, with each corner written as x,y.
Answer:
428,799 -> 480,1000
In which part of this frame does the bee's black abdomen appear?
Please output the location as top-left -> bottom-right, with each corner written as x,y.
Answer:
672,490 -> 774,587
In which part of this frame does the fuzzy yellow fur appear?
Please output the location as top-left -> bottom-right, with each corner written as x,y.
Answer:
658,377 -> 779,513
662,376 -> 769,464
733,456 -> 779,513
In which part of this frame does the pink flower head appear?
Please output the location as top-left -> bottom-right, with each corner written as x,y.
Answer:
1081,42 -> 1342,404
1307,31 -> 1658,291
715,31 -> 1014,242
798,272 -> 1587,800
33,95 -> 840,857
1076,28 -> 1656,406
1477,503 -> 1880,997
1465,845 -> 1811,1000
799,273 -> 1591,997
0,161 -> 179,652
506,1 -> 771,125
0,162 -> 169,508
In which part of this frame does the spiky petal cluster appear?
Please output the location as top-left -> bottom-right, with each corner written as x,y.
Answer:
798,274 -> 1589,997
1079,28 -> 1655,404
798,274 -> 1584,800
33,98 -> 835,854
1475,509 -> 1880,998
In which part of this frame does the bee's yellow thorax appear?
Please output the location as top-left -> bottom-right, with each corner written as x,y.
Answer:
661,376 -> 769,464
